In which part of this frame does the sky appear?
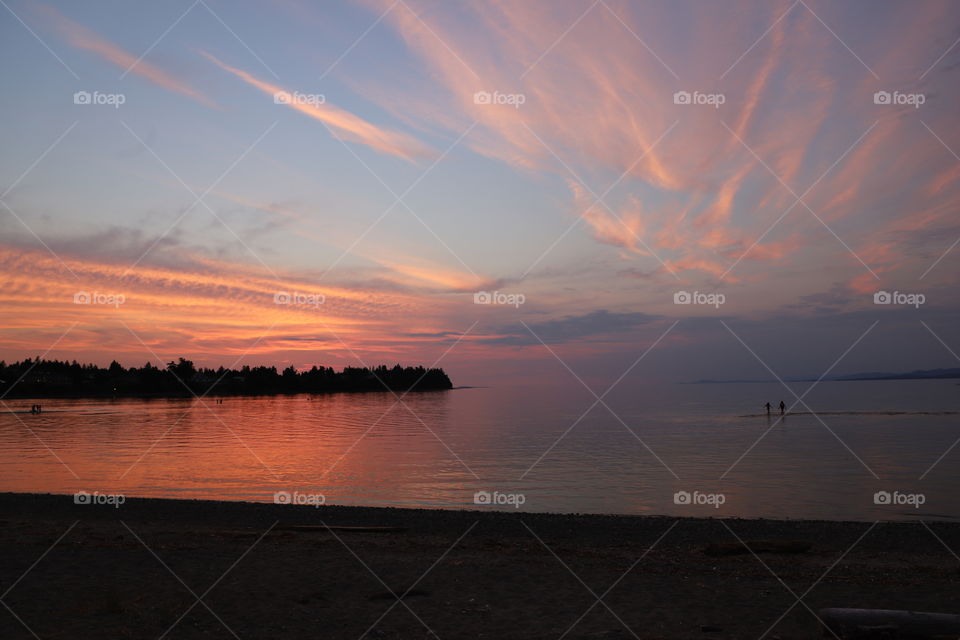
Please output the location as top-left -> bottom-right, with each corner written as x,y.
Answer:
1,0 -> 959,387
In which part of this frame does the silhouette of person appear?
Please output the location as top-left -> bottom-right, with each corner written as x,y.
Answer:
779,400 -> 786,415
764,402 -> 771,415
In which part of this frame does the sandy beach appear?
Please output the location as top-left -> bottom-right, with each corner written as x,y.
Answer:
0,493 -> 957,639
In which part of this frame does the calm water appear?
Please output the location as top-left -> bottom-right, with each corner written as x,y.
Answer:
1,380 -> 958,520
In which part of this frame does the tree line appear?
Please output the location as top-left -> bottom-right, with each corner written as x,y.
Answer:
0,358 -> 453,398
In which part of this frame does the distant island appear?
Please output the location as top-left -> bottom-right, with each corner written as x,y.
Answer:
687,367 -> 960,384
0,358 -> 453,398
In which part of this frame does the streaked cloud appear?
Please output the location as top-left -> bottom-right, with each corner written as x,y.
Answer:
3,0 -> 959,380
40,4 -> 218,108
0,240 -> 449,363
355,0 -> 959,292
201,51 -> 432,161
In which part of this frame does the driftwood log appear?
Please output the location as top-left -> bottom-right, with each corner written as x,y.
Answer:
819,608 -> 960,639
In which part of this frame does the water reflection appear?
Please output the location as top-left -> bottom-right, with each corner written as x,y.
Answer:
0,380 -> 957,520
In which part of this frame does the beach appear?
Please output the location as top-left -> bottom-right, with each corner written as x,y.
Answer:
0,493 -> 957,639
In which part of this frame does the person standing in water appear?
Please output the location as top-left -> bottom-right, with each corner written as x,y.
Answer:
764,402 -> 771,416
779,400 -> 786,415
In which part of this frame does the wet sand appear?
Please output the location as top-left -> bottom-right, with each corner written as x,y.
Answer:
0,492 -> 957,639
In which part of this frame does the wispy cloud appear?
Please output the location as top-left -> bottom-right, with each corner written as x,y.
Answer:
40,4 -> 218,108
0,241 -> 440,360
201,51 -> 432,161
355,0 -> 959,293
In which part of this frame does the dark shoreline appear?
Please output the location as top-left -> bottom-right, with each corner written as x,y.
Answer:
2,492 -> 958,638
0,491 -> 946,527
0,359 -> 454,399
0,387 -> 453,401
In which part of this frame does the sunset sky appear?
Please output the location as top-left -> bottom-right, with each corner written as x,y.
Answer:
1,0 -> 959,386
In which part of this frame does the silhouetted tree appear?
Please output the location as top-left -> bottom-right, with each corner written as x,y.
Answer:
0,357 -> 452,398
166,358 -> 196,381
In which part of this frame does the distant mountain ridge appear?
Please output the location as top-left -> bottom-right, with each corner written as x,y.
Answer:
688,367 -> 960,384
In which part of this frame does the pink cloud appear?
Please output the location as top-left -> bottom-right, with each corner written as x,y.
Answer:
202,51 -> 432,162
41,4 -> 218,108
